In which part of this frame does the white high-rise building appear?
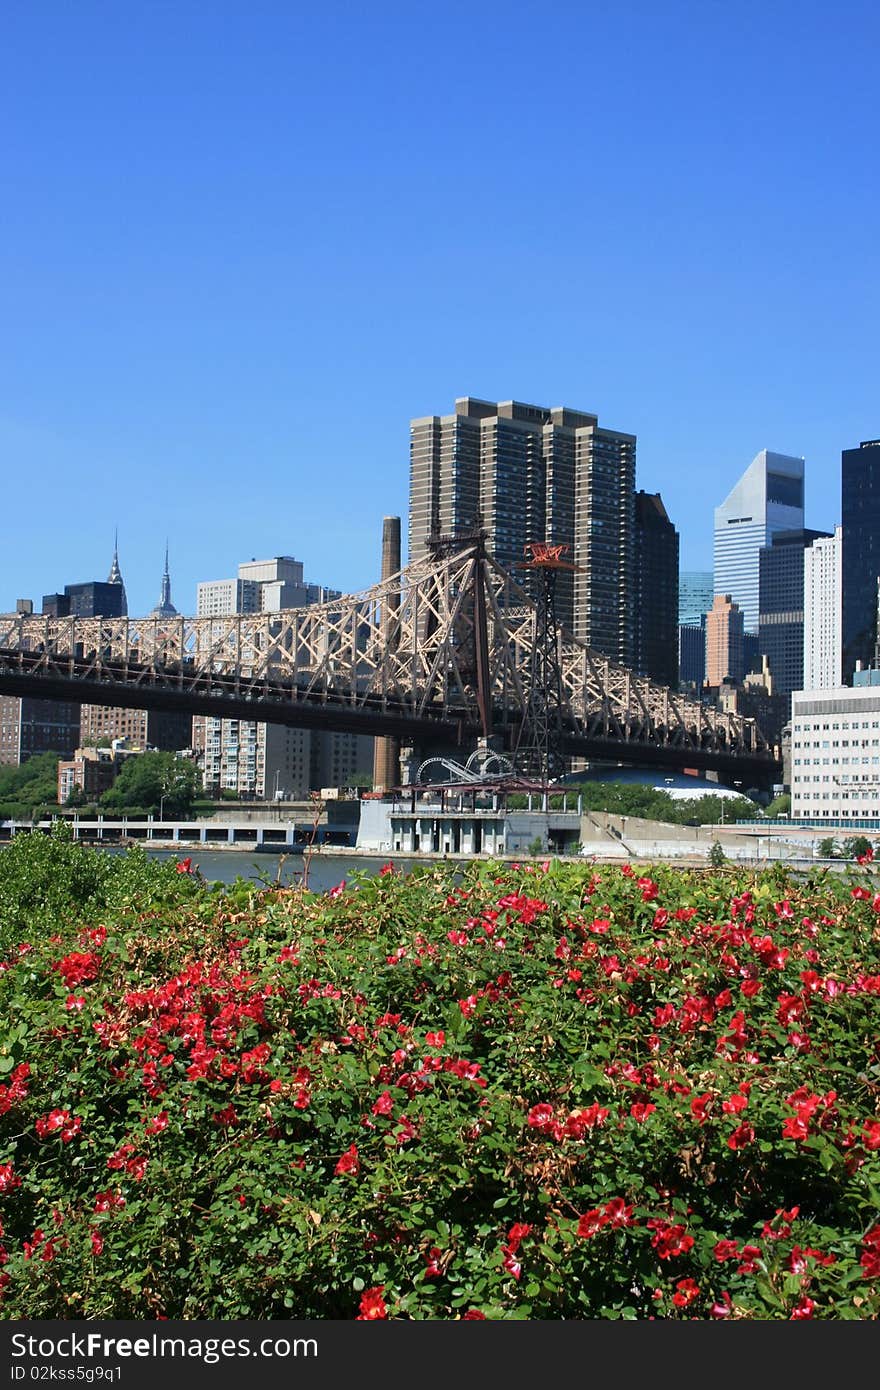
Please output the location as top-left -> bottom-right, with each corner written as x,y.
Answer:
803,526 -> 843,690
196,577 -> 261,618
790,684 -> 880,824
713,450 -> 804,633
194,558 -> 371,799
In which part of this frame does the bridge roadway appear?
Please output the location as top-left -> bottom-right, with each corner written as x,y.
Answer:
0,646 -> 456,741
0,542 -> 782,786
0,645 -> 782,785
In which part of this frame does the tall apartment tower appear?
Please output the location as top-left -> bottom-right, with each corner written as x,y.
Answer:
633,491 -> 679,688
705,594 -> 745,687
804,526 -> 843,690
757,529 -> 830,699
714,450 -> 805,633
842,439 -> 880,683
409,397 -> 637,663
0,694 -> 81,767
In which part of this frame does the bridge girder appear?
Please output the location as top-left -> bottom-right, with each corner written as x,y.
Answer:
0,543 -> 780,783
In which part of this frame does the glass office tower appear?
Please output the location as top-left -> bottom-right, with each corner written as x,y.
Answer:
713,450 -> 804,634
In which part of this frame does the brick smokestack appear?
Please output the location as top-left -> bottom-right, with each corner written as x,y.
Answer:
372,516 -> 401,792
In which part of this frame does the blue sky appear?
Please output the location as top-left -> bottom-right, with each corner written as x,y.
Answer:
2,1 -> 877,615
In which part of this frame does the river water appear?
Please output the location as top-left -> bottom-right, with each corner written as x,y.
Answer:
122,846 -> 453,893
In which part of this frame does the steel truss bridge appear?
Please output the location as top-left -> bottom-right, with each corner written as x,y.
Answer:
0,540 -> 780,785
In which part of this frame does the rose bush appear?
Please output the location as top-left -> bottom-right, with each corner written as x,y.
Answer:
1,838 -> 880,1319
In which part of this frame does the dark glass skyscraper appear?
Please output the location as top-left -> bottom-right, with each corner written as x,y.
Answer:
842,439 -> 880,683
42,540 -> 129,621
634,491 -> 679,687
61,582 -> 127,619
678,572 -> 713,625
678,620 -> 706,689
758,528 -> 830,698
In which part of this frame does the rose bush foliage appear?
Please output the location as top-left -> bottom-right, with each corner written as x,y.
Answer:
1,838 -> 880,1320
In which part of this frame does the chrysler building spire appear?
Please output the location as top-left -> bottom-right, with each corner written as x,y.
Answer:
106,528 -> 128,615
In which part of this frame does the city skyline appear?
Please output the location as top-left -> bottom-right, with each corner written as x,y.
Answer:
2,4 -> 877,618
0,423 -> 866,622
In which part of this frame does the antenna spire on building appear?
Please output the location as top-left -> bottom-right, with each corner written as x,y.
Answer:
150,540 -> 178,620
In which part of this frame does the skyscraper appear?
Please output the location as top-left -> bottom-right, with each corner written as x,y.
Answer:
678,621 -> 706,690
842,439 -> 880,683
713,450 -> 804,633
56,581 -> 127,620
705,594 -> 745,687
106,531 -> 127,616
804,527 -> 843,690
677,571 -> 712,691
633,491 -> 679,688
409,397 -> 637,662
757,529 -> 830,699
678,572 -> 714,625
149,544 -> 178,620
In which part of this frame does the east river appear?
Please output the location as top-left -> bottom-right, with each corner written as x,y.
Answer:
112,845 -> 453,893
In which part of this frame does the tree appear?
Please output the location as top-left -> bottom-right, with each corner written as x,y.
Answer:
818,838 -> 839,859
100,753 -> 200,817
0,752 -> 61,817
708,841 -> 727,867
347,772 -> 374,791
510,781 -> 761,826
670,794 -> 758,826
765,793 -> 791,818
842,835 -> 872,861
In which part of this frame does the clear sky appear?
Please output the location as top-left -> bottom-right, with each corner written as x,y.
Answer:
2,0 -> 877,616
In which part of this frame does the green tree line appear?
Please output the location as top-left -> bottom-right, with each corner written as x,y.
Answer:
508,782 -> 761,825
0,751 -> 201,820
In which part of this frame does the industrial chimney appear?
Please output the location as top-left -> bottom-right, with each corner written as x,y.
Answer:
372,517 -> 402,792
